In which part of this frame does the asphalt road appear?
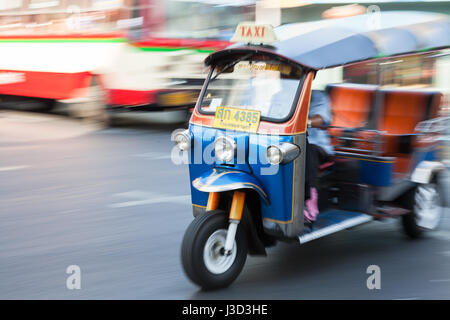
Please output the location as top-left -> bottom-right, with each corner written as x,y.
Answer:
1,110 -> 450,300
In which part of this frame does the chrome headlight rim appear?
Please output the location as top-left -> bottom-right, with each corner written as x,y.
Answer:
214,136 -> 236,162
173,129 -> 191,151
266,142 -> 300,165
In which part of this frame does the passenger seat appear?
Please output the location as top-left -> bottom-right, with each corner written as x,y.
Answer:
326,84 -> 378,151
377,89 -> 442,175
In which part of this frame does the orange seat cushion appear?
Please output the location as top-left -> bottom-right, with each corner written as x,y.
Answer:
327,87 -> 441,178
377,90 -> 440,177
329,85 -> 375,128
378,91 -> 430,134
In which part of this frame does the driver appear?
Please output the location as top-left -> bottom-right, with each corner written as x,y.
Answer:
304,89 -> 334,228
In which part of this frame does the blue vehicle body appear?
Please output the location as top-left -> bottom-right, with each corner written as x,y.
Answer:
188,125 -> 305,237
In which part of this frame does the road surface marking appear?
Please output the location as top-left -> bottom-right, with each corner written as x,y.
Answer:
110,190 -> 190,208
429,279 -> 450,283
0,165 -> 30,172
132,152 -> 172,160
438,250 -> 450,256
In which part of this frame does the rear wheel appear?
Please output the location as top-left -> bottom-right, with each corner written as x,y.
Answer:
401,180 -> 443,239
66,77 -> 110,126
181,210 -> 247,290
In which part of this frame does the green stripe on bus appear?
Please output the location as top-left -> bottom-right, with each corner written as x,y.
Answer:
0,38 -> 215,53
135,46 -> 215,53
0,38 -> 126,43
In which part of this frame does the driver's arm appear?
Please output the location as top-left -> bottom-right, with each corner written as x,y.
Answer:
308,90 -> 332,129
309,114 -> 325,128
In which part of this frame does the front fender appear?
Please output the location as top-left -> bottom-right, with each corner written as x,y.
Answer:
411,160 -> 446,184
192,168 -> 270,205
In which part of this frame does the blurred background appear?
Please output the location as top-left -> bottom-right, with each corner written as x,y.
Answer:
0,0 -> 449,299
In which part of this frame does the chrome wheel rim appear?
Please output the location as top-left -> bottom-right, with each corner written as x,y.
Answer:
414,184 -> 442,230
203,229 -> 237,275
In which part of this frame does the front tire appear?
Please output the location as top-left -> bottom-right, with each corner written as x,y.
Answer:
401,180 -> 443,239
181,210 -> 247,290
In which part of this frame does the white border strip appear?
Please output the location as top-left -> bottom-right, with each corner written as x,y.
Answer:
299,214 -> 373,244
0,165 -> 30,172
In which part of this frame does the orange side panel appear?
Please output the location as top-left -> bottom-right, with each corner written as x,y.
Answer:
382,134 -> 399,154
394,156 -> 412,175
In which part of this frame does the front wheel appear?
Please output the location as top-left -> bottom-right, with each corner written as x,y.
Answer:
181,210 -> 247,290
401,180 -> 444,239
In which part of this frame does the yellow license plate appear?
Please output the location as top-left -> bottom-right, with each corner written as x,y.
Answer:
213,106 -> 261,132
158,91 -> 196,106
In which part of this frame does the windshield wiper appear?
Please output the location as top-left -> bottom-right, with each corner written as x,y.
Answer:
210,53 -> 254,81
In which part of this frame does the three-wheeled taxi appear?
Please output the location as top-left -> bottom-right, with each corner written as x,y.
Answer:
173,12 -> 450,289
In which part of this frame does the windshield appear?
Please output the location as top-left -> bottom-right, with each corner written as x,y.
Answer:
199,58 -> 304,121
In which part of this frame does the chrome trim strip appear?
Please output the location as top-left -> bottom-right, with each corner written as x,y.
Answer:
298,214 -> 373,244
192,180 -> 270,205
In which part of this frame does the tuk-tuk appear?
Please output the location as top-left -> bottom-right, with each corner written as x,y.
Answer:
173,12 -> 450,290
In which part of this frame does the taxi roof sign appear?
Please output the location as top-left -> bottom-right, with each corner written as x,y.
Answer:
230,22 -> 278,45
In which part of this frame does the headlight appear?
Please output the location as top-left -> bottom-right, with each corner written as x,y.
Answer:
173,129 -> 191,151
214,136 -> 236,162
266,146 -> 283,165
266,143 -> 300,165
